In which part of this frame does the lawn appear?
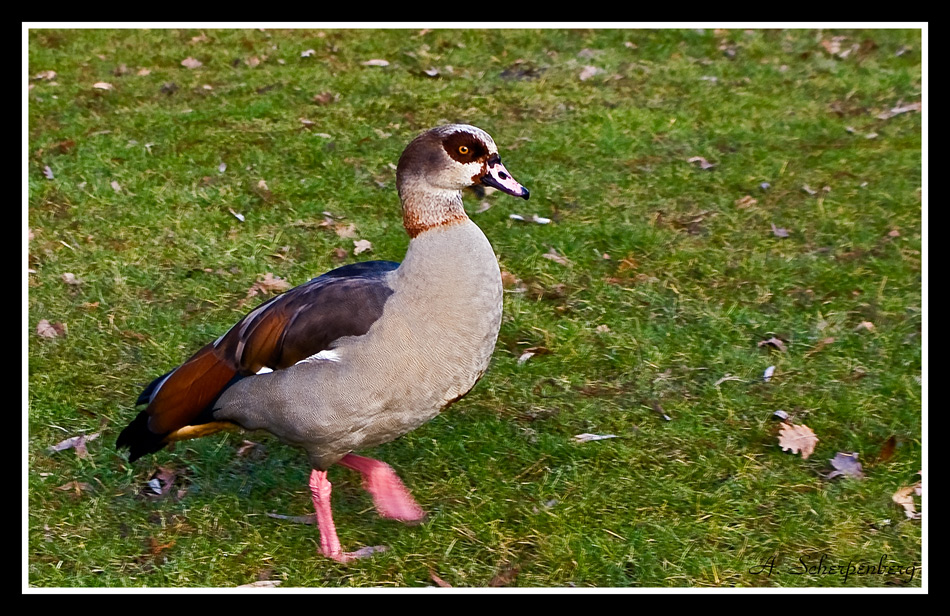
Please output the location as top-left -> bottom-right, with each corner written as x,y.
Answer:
26,27 -> 923,588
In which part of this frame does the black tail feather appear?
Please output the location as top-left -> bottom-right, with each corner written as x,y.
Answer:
116,409 -> 170,462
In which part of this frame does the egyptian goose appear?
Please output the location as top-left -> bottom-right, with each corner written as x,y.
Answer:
117,124 -> 529,562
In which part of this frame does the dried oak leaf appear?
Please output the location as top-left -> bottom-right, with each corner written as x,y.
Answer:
36,319 -> 66,338
758,336 -> 788,352
48,432 -> 100,458
892,479 -> 922,519
687,156 -> 716,170
245,273 -> 291,300
778,422 -> 818,459
429,570 -> 453,587
827,452 -> 865,479
541,248 -> 571,266
353,239 -> 373,255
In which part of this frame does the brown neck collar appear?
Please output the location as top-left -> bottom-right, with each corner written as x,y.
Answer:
401,190 -> 469,239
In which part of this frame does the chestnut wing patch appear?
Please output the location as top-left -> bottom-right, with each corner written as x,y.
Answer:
117,260 -> 399,461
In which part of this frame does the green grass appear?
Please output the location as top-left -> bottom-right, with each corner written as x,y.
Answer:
27,27 -> 922,588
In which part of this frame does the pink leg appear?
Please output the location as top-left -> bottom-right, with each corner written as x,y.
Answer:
308,469 -> 387,563
337,454 -> 426,524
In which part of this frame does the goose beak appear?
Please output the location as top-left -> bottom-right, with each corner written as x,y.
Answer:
480,156 -> 529,200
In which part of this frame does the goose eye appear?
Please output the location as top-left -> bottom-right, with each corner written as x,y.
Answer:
458,145 -> 470,155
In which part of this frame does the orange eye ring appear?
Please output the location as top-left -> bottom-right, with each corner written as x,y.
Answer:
458,145 -> 470,155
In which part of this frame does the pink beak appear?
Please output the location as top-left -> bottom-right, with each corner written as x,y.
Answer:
480,156 -> 529,199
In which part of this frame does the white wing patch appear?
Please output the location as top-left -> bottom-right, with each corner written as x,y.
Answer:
295,349 -> 342,364
256,366 -> 274,375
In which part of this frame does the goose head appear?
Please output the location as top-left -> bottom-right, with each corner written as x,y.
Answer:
396,124 -> 529,237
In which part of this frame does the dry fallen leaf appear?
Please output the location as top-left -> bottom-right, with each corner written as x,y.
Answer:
687,156 -> 716,170
778,422 -> 818,459
61,272 -> 81,285
735,195 -> 758,208
517,346 -> 550,365
488,564 -> 520,587
245,273 -> 291,299
48,432 -> 100,458
877,436 -> 897,463
579,65 -> 603,81
92,82 -> 114,90
827,452 -> 865,479
145,466 -> 178,497
334,223 -> 358,239
149,537 -> 176,555
877,101 -> 921,120
36,319 -> 66,338
362,59 -> 390,67
892,479 -> 922,519
855,321 -> 875,332
181,57 -> 203,69
238,580 -> 282,588
353,239 -> 373,255
763,365 -> 775,382
429,570 -> 453,588
758,336 -> 788,352
770,223 -> 790,238
56,481 -> 93,495
541,248 -> 571,266
236,440 -> 261,457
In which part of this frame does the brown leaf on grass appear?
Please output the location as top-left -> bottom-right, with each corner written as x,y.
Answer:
855,321 -> 875,332
770,223 -> 790,238
245,273 -> 291,300
181,57 -> 203,69
827,452 -> 865,479
48,432 -> 100,458
353,239 -> 373,255
236,440 -> 261,457
36,319 -> 66,338
429,570 -> 453,587
579,65 -> 603,81
148,537 -> 176,555
500,270 -> 525,292
778,422 -> 818,459
61,272 -> 81,286
758,336 -> 788,352
687,156 -> 716,170
892,478 -> 922,519
92,82 -> 114,90
34,70 -> 57,81
361,59 -> 390,67
56,481 -> 93,496
488,563 -> 520,587
334,223 -> 358,238
312,92 -> 337,105
877,435 -> 897,463
735,195 -> 758,208
517,346 -> 550,365
877,101 -> 921,120
541,248 -> 571,266
144,466 -> 178,497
